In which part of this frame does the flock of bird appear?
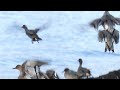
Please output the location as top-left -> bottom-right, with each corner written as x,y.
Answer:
14,23 -> 92,79
13,59 -> 91,79
13,11 -> 120,79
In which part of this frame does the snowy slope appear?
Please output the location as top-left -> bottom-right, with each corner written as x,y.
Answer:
0,11 -> 120,79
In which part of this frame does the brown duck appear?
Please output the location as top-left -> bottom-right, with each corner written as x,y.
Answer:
63,68 -> 78,79
13,60 -> 48,79
77,59 -> 91,79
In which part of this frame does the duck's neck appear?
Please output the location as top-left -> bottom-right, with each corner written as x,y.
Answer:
80,63 -> 82,67
23,27 -> 29,33
19,67 -> 25,76
80,60 -> 83,67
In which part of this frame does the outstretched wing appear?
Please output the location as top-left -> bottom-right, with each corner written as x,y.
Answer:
98,30 -> 106,42
90,18 -> 102,30
105,15 -> 120,26
115,18 -> 120,25
113,30 -> 119,44
34,60 -> 49,66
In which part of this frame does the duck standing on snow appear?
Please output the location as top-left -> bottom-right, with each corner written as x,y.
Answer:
77,59 -> 91,79
98,24 -> 119,52
22,25 -> 42,44
63,68 -> 78,79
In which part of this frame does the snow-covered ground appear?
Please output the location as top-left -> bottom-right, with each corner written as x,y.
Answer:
0,11 -> 120,79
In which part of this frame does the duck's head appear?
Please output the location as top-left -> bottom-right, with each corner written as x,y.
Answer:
78,58 -> 83,66
13,65 -> 22,71
104,11 -> 111,16
21,25 -> 27,29
64,68 -> 69,72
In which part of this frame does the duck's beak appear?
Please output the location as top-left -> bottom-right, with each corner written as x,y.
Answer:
13,67 -> 16,69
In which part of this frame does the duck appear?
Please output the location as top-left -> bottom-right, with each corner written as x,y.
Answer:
13,60 -> 48,79
22,60 -> 48,79
77,58 -> 91,79
13,65 -> 28,79
63,68 -> 78,79
22,25 -> 42,44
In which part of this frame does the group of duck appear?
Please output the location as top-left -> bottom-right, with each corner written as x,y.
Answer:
18,20 -> 91,79
18,11 -> 120,79
13,58 -> 91,79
